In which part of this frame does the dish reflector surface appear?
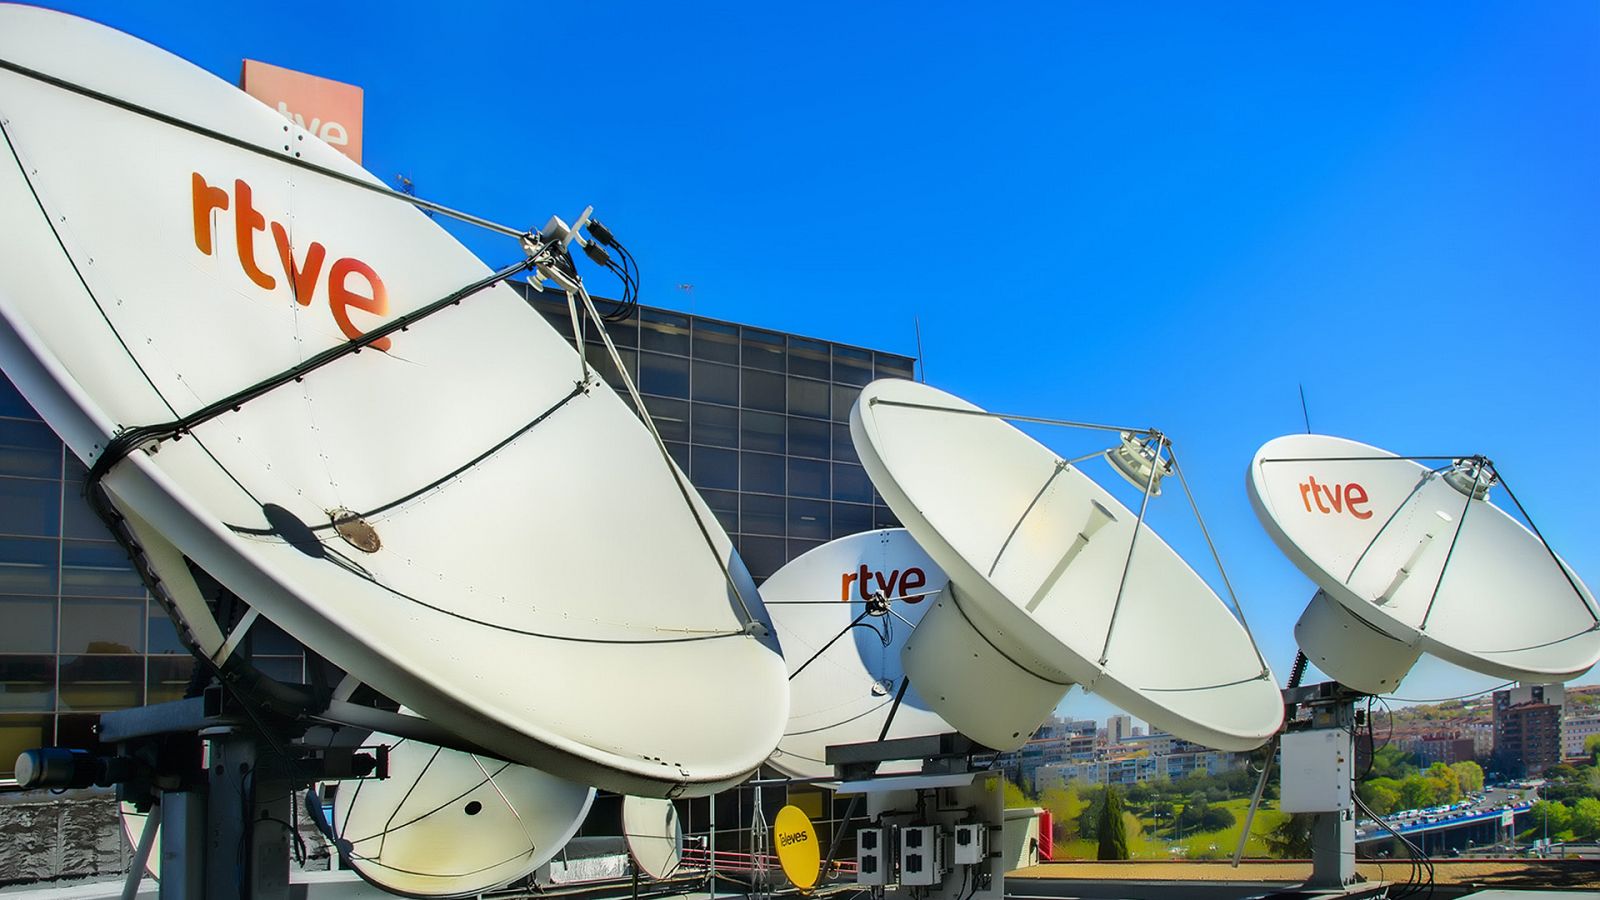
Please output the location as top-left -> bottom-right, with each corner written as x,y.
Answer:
0,5 -> 787,795
763,529 -> 952,779
851,380 -> 1281,751
622,796 -> 684,881
331,722 -> 595,897
1248,433 -> 1600,691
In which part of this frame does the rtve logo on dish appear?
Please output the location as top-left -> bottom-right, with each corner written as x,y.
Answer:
840,565 -> 928,602
190,173 -> 393,351
1298,475 -> 1373,520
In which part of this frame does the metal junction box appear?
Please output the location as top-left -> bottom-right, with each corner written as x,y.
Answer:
1280,728 -> 1352,813
953,822 -> 987,865
899,824 -> 946,886
856,826 -> 892,886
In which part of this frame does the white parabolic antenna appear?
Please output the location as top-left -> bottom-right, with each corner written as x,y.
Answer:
328,720 -> 595,898
763,529 -> 953,779
622,795 -> 685,881
851,380 -> 1283,752
0,5 -> 787,795
1248,433 -> 1600,694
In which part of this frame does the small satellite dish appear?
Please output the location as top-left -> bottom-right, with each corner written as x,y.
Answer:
773,805 -> 821,890
851,380 -> 1282,751
762,529 -> 953,779
622,795 -> 685,881
328,717 -> 595,898
0,6 -> 787,795
1248,433 -> 1600,693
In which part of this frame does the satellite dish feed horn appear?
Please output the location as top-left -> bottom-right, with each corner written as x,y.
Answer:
852,380 -> 1282,752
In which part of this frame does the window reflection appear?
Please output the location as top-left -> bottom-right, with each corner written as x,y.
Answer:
832,346 -> 874,386
741,370 -> 784,413
691,446 -> 738,492
788,417 -> 829,460
741,411 -> 785,454
692,404 -> 739,448
832,503 -> 873,540
832,464 -> 874,504
0,656 -> 55,711
0,477 -> 59,538
700,489 -> 739,534
639,352 -> 690,399
0,714 -> 49,776
58,655 -> 142,710
787,499 -> 830,541
0,421 -> 61,479
787,337 -> 831,380
740,494 -> 785,537
643,396 -> 690,443
740,453 -> 785,496
640,310 -> 691,355
788,458 -> 829,500
741,330 -> 785,372
61,541 -> 145,598
0,595 -> 54,653
692,362 -> 740,406
692,320 -> 740,364
737,536 -> 786,581
61,598 -> 144,654
788,378 -> 829,419
147,656 -> 194,705
0,537 -> 59,595
831,384 -> 860,423
147,601 -> 187,655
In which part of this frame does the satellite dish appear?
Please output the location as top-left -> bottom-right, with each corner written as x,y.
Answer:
621,796 -> 685,881
0,5 -> 787,795
1248,433 -> 1600,693
773,805 -> 821,890
762,529 -> 953,779
328,717 -> 595,898
851,380 -> 1282,751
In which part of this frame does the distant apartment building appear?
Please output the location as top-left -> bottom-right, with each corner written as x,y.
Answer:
1107,714 -> 1133,744
1035,748 -> 1244,790
1398,732 -> 1477,766
1563,713 -> 1600,759
1492,683 -> 1564,778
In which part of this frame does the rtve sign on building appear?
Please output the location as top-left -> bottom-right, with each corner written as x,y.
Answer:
240,58 -> 363,164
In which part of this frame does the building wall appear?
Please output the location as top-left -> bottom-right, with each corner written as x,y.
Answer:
1562,713 -> 1600,759
1492,684 -> 1563,778
0,296 -> 916,776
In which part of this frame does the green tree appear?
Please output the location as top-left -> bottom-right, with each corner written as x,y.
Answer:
1571,797 -> 1600,841
1358,778 -> 1401,815
1527,800 -> 1572,839
1002,776 -> 1032,808
1264,813 -> 1316,858
1449,761 -> 1484,795
1097,786 -> 1130,860
1585,734 -> 1600,761
1398,774 -> 1432,811
1368,745 -> 1416,781
1425,762 -> 1462,806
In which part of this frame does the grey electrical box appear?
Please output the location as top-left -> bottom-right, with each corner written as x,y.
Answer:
856,826 -> 892,886
1280,729 -> 1352,813
899,824 -> 946,886
952,823 -> 987,865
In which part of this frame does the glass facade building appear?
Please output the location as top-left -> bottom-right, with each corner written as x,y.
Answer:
0,291 -> 916,776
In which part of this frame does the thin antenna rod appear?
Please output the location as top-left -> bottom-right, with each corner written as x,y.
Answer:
1298,384 -> 1312,434
913,316 -> 927,383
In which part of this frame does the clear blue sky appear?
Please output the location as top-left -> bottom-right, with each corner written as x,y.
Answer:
36,2 -> 1600,724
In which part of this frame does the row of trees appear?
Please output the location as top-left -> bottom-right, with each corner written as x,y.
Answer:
1525,798 -> 1600,842
1356,761 -> 1484,815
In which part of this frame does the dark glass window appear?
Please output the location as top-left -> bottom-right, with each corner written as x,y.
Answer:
832,424 -> 858,463
58,655 -> 142,710
62,487 -> 112,541
595,306 -> 637,347
0,477 -> 59,538
0,537 -> 59,595
741,369 -> 785,413
876,352 -> 916,381
740,453 -> 785,496
64,454 -> 88,485
0,595 -> 54,653
788,539 -> 825,563
833,463 -> 875,504
875,506 -> 901,530
692,404 -> 738,448
252,656 -> 304,684
741,329 -> 785,372
0,714 -> 50,777
0,656 -> 55,711
639,309 -> 691,355
788,498 -> 830,541
737,536 -> 786,581
699,489 -> 738,535
833,346 -> 875,386
788,458 -> 829,500
664,441 -> 690,473
639,352 -> 689,399
61,541 -> 145,597
832,502 -> 873,540
692,361 -> 740,406
788,378 -> 829,419
692,320 -> 740,364
147,656 -> 194,705
788,337 -> 831,380
831,384 -> 861,423
61,598 -> 144,654
0,420 -> 61,479
587,346 -> 638,391
690,446 -> 738,492
741,411 -> 785,454
740,494 -> 785,537
250,618 -> 303,656
788,417 -> 830,460
642,396 -> 689,443
0,377 -> 39,420
147,601 -> 187,655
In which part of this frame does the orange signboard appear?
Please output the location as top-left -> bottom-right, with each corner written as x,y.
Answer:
240,59 -> 363,163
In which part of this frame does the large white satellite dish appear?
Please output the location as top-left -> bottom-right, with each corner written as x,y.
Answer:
1248,433 -> 1600,693
763,529 -> 953,779
327,718 -> 595,898
622,796 -> 685,881
0,5 -> 788,796
851,380 -> 1282,751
